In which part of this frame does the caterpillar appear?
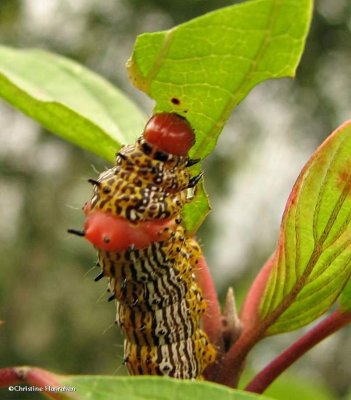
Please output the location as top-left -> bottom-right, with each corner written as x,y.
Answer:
69,112 -> 216,379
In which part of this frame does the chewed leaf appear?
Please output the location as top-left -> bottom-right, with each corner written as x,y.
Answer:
0,46 -> 146,162
128,0 -> 313,160
259,121 -> 351,334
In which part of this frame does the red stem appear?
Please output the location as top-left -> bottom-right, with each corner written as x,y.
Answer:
194,253 -> 225,381
215,323 -> 265,387
195,254 -> 223,347
213,255 -> 276,387
240,254 -> 275,331
245,309 -> 351,393
0,366 -> 69,399
0,367 -> 22,387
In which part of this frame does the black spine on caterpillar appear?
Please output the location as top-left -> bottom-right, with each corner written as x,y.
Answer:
70,113 -> 216,379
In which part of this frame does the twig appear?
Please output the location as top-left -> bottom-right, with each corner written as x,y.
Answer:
245,309 -> 351,393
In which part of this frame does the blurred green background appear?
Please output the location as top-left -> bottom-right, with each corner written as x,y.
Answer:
0,0 -> 350,399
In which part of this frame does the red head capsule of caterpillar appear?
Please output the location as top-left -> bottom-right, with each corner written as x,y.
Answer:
83,207 -> 175,251
143,113 -> 195,156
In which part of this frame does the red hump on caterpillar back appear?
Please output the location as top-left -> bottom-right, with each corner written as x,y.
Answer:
84,209 -> 175,251
143,113 -> 195,156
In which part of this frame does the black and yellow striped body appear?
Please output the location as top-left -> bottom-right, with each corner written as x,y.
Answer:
85,125 -> 216,378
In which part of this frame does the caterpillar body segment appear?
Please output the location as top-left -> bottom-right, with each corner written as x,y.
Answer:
116,292 -> 204,346
98,225 -> 198,293
89,138 -> 194,222
124,330 -> 216,379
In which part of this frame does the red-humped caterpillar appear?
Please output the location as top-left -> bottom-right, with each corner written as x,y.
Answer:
69,113 -> 216,379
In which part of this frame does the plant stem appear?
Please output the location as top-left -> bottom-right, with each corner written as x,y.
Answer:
213,256 -> 276,387
0,366 -> 67,399
240,254 -> 275,332
215,323 -> 265,387
0,367 -> 22,387
194,253 -> 226,381
195,253 -> 223,348
245,309 -> 351,394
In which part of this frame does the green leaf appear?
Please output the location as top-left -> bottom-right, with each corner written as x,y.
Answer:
128,0 -> 313,160
0,367 -> 275,400
182,180 -> 211,234
339,277 -> 351,311
259,121 -> 351,334
0,46 -> 146,162
57,376 -> 275,400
